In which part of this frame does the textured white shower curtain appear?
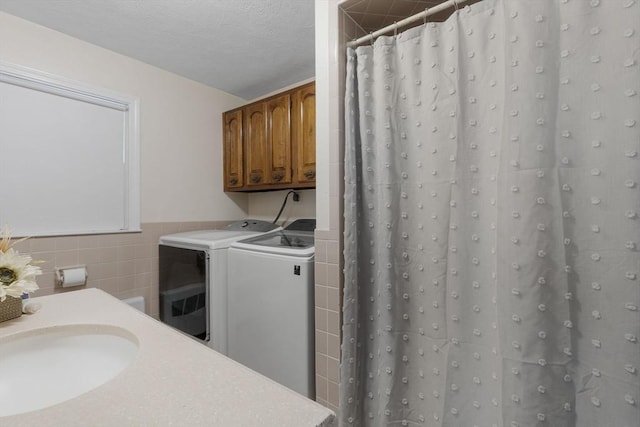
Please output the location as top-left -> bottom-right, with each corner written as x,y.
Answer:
341,0 -> 639,426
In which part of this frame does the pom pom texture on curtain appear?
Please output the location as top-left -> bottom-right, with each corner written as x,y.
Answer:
342,0 -> 639,426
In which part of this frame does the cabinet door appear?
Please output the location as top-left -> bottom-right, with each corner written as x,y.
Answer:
244,103 -> 268,187
293,83 -> 316,184
223,109 -> 243,190
267,94 -> 292,185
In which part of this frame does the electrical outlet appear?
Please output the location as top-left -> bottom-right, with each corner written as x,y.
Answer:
293,192 -> 300,202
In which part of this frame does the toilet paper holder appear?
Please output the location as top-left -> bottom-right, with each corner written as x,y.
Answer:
55,265 -> 88,288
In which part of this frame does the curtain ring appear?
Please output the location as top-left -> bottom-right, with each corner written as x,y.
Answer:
369,32 -> 374,46
393,21 -> 398,37
453,0 -> 459,12
423,7 -> 429,25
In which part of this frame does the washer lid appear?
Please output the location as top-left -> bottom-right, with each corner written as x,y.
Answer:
159,220 -> 280,250
232,230 -> 315,257
283,218 -> 316,232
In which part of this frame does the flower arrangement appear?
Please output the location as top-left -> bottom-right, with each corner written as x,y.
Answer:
0,227 -> 41,302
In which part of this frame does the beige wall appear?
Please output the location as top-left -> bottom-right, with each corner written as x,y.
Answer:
247,189 -> 317,226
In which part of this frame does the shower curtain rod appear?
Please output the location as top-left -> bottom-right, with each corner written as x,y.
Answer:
346,0 -> 470,48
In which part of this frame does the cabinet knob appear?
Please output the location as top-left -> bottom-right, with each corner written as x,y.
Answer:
250,173 -> 262,183
229,177 -> 238,185
303,170 -> 316,179
272,173 -> 284,182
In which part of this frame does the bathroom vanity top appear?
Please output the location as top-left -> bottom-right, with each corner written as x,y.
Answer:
0,289 -> 336,426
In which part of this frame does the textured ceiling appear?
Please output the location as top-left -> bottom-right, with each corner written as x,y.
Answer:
0,0 -> 315,100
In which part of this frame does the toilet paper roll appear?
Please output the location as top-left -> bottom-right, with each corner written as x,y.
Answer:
59,267 -> 87,287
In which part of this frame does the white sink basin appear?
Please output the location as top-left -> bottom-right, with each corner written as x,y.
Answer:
0,324 -> 138,417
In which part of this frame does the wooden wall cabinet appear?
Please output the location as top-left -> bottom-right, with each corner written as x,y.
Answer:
292,84 -> 316,184
267,94 -> 293,186
222,82 -> 315,192
244,102 -> 268,187
223,109 -> 243,190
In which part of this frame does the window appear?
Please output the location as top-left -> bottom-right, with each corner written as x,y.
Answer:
0,61 -> 140,236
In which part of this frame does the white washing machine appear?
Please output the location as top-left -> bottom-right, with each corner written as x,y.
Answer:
227,219 -> 315,398
158,219 -> 280,354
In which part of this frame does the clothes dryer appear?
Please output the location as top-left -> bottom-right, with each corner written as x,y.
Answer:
158,219 -> 280,354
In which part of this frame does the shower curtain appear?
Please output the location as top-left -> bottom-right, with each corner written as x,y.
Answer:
341,0 -> 639,426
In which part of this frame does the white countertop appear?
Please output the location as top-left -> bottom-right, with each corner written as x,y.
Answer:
0,289 -> 336,426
